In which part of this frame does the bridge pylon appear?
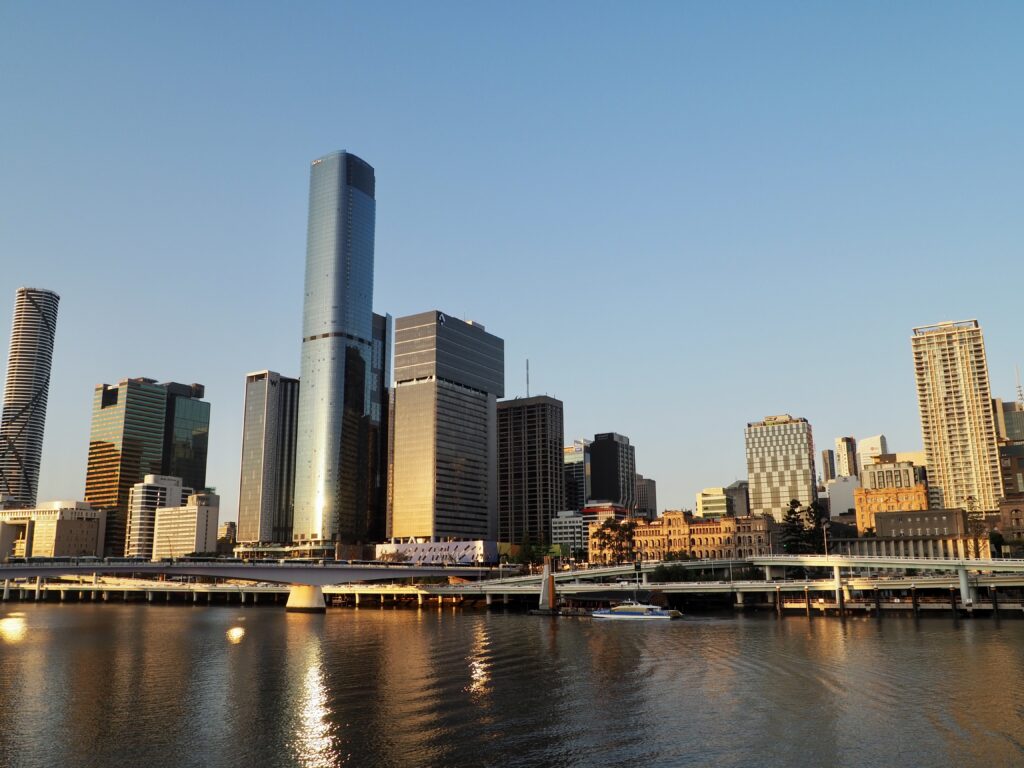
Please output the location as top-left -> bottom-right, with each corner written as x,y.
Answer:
286,585 -> 326,613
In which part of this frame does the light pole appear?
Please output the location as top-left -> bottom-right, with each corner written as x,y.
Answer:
822,520 -> 831,561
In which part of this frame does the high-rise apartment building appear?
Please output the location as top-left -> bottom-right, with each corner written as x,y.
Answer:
125,475 -> 191,558
834,437 -> 857,477
293,151 -> 378,549
389,311 -> 504,541
745,414 -> 816,522
821,449 -> 836,483
912,320 -> 1003,511
84,377 -> 209,556
237,371 -> 300,544
0,287 -> 59,508
635,474 -> 657,519
496,396 -> 564,545
563,439 -> 591,511
590,433 -> 636,511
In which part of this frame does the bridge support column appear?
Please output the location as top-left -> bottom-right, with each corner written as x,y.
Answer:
503,593 -> 509,605
775,586 -> 782,617
485,593 -> 493,607
992,586 -> 999,616
354,593 -> 360,606
957,568 -> 972,607
60,590 -> 66,601
735,591 -> 745,609
417,593 -> 423,606
34,577 -> 43,601
146,591 -> 153,602
804,587 -> 811,617
286,585 -> 326,613
253,592 -> 259,605
193,590 -> 198,603
2,579 -> 9,601
833,566 -> 844,616
911,586 -> 919,616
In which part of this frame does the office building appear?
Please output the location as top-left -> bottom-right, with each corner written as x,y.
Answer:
389,311 -> 504,541
853,454 -> 929,533
84,377 -> 210,556
695,487 -> 730,519
590,433 -> 636,511
152,491 -> 220,560
821,449 -> 836,483
635,474 -> 657,519
856,434 -> 888,474
724,480 -> 750,518
218,521 -> 236,543
293,151 -> 378,549
550,509 -> 586,558
823,476 -> 858,518
124,475 -> 191,559
836,508 -> 988,560
237,371 -> 300,544
497,396 -> 564,546
0,287 -> 59,508
745,414 -> 816,522
0,501 -> 105,561
835,437 -> 857,477
563,440 -> 591,511
367,312 -> 393,542
599,511 -> 777,564
912,321 -> 1003,511
160,383 -> 210,491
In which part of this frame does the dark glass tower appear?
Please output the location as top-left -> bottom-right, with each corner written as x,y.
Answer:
160,382 -> 210,492
293,151 -> 377,546
0,287 -> 59,507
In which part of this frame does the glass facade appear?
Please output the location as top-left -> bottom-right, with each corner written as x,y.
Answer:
0,287 -> 59,508
160,383 -> 210,492
237,371 -> 299,543
293,151 -> 377,544
84,379 -> 167,556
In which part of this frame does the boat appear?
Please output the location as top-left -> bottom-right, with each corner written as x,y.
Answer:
592,600 -> 682,620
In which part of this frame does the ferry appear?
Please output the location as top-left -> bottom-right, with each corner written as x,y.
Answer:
592,600 -> 682,621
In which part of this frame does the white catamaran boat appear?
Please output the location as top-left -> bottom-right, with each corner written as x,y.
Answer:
592,600 -> 682,621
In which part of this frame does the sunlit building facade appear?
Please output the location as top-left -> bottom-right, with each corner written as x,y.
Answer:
293,151 -> 378,548
745,415 -> 816,522
563,439 -> 591,511
125,475 -> 191,559
152,491 -> 220,560
0,287 -> 60,508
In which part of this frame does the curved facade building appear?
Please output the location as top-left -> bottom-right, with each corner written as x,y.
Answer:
293,151 -> 377,547
0,287 -> 60,508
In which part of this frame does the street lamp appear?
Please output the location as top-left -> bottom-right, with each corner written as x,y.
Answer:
822,521 -> 831,561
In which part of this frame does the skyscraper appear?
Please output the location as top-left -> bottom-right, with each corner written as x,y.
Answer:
563,439 -> 591,511
590,432 -> 636,510
635,474 -> 658,519
389,311 -> 504,541
293,151 -> 377,549
745,414 -> 816,522
821,449 -> 836,482
0,287 -> 59,508
84,377 -> 210,556
497,396 -> 564,546
237,371 -> 299,544
834,437 -> 857,477
856,434 -> 888,474
912,320 -> 1003,511
125,474 -> 191,558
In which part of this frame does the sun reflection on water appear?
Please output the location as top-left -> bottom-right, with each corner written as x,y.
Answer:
465,623 -> 491,697
226,626 -> 245,644
0,613 -> 27,644
294,648 -> 339,767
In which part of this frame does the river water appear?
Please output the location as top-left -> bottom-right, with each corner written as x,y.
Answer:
0,604 -> 1022,768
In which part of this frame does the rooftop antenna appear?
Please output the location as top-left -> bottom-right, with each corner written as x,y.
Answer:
526,359 -> 530,398
1016,366 -> 1024,407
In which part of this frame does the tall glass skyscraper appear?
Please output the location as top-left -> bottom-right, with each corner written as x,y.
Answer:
0,287 -> 59,508
160,382 -> 210,492
293,151 -> 377,547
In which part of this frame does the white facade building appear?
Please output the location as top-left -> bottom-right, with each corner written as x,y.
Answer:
856,434 -> 888,475
126,475 -> 191,559
0,501 -> 105,560
152,492 -> 219,560
550,509 -> 586,557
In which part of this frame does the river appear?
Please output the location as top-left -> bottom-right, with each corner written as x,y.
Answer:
0,604 -> 1021,767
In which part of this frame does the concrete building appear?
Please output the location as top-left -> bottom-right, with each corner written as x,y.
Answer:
856,434 -> 888,475
912,321 -> 1003,512
854,454 -> 929,533
745,415 -> 816,522
590,433 -> 636,511
695,488 -> 729,519
389,311 -> 504,541
724,481 -> 750,518
563,439 -> 591,511
292,151 -> 378,549
835,437 -> 857,477
152,492 -> 219,560
821,449 -> 836,483
836,508 -> 988,559
598,511 -> 777,564
218,521 -> 236,543
0,287 -> 59,508
497,396 -> 564,546
0,501 -> 105,561
824,476 -> 859,519
550,510 -> 586,558
125,475 -> 191,559
635,474 -> 657,520
237,371 -> 300,544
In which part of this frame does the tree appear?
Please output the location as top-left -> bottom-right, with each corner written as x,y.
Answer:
591,519 -> 638,564
780,500 -> 812,555
989,528 -> 1005,559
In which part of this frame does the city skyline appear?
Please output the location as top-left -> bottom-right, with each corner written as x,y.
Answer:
5,4 -> 1024,520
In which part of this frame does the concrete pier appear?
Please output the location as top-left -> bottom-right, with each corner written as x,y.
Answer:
285,585 -> 326,613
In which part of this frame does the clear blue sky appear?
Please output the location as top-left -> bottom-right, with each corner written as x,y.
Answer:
3,2 -> 1023,520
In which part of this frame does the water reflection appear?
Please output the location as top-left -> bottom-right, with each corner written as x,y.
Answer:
293,639 -> 339,768
226,626 -> 245,644
464,622 -> 491,697
0,612 -> 26,643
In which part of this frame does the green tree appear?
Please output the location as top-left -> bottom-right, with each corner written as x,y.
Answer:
591,518 -> 639,564
780,500 -> 812,555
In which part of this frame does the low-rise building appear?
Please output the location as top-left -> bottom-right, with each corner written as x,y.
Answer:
854,454 -> 929,533
374,539 -> 495,565
695,488 -> 729,519
835,508 -> 988,559
0,501 -> 106,560
550,510 -> 586,559
152,492 -> 219,561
